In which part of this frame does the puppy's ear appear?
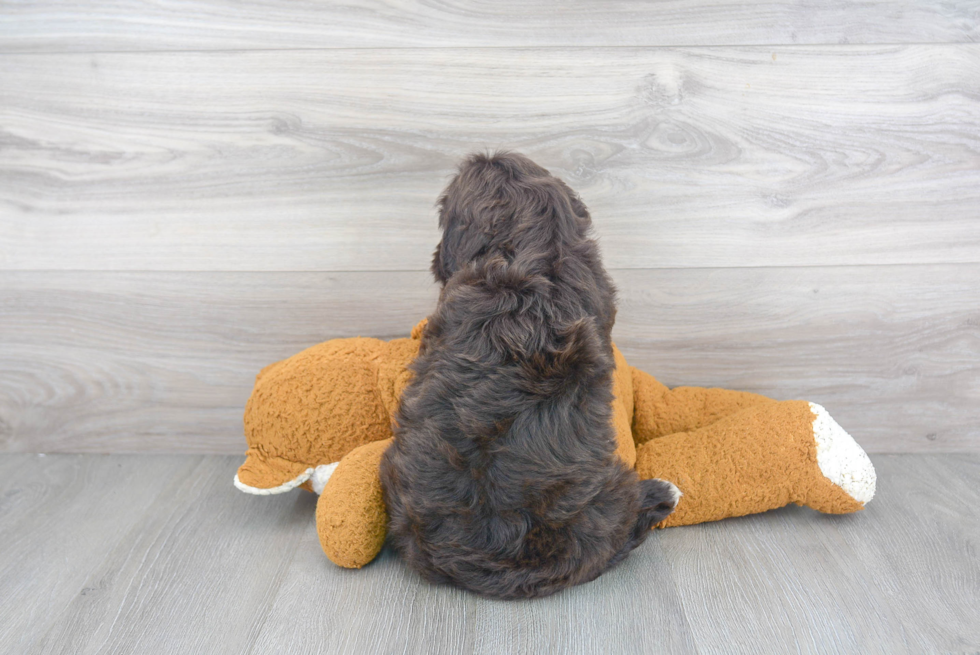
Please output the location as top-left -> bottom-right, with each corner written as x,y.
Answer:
431,238 -> 453,285
431,203 -> 493,286
431,183 -> 469,286
433,152 -> 513,285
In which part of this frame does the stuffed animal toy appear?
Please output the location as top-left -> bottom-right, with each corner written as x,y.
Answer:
235,320 -> 876,569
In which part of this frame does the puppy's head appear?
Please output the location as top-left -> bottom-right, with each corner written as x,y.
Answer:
431,152 -> 593,285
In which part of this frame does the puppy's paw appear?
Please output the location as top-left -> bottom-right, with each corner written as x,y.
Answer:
639,478 -> 682,526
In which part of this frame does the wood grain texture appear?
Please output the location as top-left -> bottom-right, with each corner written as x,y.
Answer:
2,265 -> 976,454
2,46 -> 979,271
31,456 -> 315,655
1,0 -> 977,52
825,454 -> 980,651
0,271 -> 440,454
0,454 -> 199,654
614,265 -> 980,453
3,454 -> 977,653
659,454 -> 980,653
249,519 -> 698,655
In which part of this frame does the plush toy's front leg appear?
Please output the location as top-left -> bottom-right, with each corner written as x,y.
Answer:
317,438 -> 393,568
631,369 -> 875,527
236,322 -> 424,495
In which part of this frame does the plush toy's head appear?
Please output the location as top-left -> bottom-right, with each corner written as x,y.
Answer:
234,321 -> 427,496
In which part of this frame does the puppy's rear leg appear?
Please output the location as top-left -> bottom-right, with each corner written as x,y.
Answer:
606,479 -> 681,568
638,478 -> 682,528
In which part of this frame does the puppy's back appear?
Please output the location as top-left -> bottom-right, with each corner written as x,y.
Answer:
380,153 -> 672,599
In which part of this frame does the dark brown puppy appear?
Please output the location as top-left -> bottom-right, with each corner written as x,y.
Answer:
380,152 -> 679,599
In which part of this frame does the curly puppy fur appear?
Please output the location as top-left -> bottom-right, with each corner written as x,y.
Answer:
380,152 -> 678,599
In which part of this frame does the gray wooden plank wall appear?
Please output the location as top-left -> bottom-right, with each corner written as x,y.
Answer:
3,1 -> 978,50
1,3 -> 978,455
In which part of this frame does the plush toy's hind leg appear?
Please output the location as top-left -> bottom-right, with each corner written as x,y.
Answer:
631,367 -> 776,445
635,399 -> 875,527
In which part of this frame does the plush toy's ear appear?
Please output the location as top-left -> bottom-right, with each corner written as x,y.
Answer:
316,438 -> 393,569
235,451 -> 316,495
410,318 -> 428,340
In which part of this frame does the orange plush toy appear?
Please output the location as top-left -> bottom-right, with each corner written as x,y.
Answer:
235,320 -> 876,569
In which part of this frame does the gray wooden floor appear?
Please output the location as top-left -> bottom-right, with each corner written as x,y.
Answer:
2,453 -> 976,654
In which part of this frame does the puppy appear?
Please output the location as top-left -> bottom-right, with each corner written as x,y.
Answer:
379,152 -> 678,599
